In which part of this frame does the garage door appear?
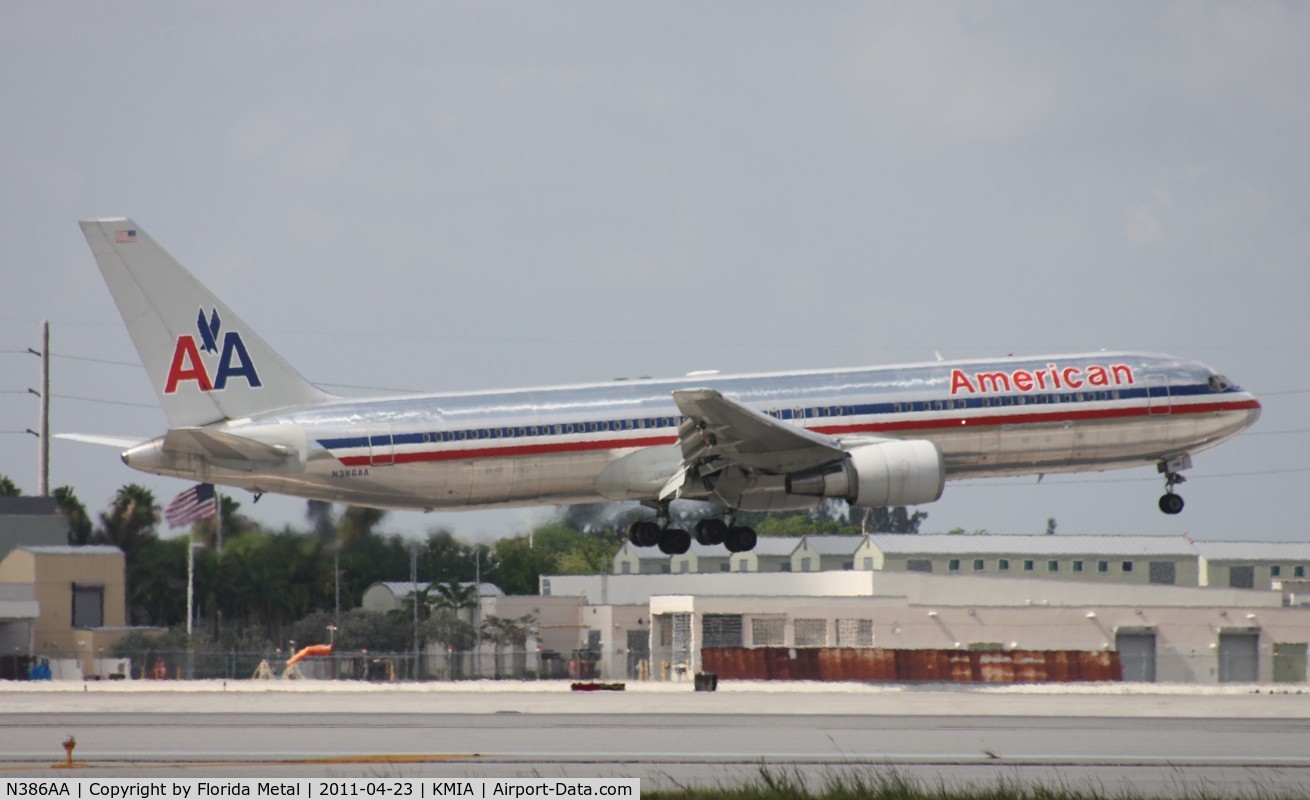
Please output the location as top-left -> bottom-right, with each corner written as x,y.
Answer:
1116,632 -> 1156,683
1218,632 -> 1259,683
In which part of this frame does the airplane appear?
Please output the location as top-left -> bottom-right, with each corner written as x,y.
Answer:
70,218 -> 1262,555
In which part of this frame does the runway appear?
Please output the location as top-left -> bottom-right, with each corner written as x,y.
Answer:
2,683 -> 1309,797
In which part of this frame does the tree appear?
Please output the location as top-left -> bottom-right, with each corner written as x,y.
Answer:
479,614 -> 537,677
0,474 -> 21,496
853,506 -> 928,535
396,583 -> 434,623
417,530 -> 478,584
1046,517 -> 1058,535
54,485 -> 92,545
431,580 -> 478,614
95,484 -> 160,561
490,536 -> 559,595
192,494 -> 257,550
339,506 -> 387,546
305,500 -> 336,540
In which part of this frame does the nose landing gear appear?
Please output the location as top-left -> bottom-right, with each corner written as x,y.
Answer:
1157,455 -> 1191,515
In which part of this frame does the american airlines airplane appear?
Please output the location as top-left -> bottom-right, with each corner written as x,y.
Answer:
72,219 -> 1261,555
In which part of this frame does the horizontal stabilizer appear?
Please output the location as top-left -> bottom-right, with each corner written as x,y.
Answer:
55,433 -> 147,449
163,428 -> 292,464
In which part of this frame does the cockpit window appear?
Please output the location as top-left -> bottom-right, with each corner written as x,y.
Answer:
1208,374 -> 1233,392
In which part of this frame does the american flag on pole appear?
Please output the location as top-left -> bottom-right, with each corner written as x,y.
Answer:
114,229 -> 137,244
165,483 -> 217,528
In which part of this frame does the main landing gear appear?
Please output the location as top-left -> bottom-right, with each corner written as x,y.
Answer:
693,517 -> 757,553
628,511 -> 758,554
1157,455 -> 1191,515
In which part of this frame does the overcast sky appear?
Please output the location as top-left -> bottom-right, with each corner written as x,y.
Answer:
2,2 -> 1306,545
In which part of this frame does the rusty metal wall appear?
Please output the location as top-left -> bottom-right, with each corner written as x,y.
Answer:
700,647 -> 1122,683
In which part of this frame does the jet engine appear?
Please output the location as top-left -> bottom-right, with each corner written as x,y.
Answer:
785,439 -> 945,507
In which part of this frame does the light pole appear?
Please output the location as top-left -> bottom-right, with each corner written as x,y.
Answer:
326,624 -> 337,680
410,544 -> 419,680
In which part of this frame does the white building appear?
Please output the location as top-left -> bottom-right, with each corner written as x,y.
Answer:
546,539 -> 1310,685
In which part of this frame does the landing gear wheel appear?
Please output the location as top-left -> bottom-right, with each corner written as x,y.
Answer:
658,528 -> 691,555
695,518 -> 728,546
725,526 -> 757,553
1158,493 -> 1185,515
628,520 -> 662,548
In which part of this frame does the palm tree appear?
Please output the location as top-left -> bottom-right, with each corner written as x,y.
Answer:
432,580 -> 479,616
479,614 -> 538,678
54,485 -> 92,545
95,484 -> 160,561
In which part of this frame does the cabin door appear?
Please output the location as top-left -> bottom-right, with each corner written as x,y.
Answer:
369,426 -> 395,466
1145,374 -> 1171,416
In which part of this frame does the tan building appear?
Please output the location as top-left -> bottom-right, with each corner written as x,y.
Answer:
0,545 -> 131,677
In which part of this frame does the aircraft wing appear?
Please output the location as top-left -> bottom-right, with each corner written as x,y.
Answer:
662,388 -> 845,500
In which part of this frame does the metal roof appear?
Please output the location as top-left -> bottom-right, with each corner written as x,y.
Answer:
801,535 -> 869,555
1193,541 -> 1310,561
750,537 -> 802,557
867,534 -> 1197,557
20,545 -> 124,556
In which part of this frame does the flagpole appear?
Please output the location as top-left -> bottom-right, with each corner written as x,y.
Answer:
186,529 -> 195,680
215,488 -> 223,556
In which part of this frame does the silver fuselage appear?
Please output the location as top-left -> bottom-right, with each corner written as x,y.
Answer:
122,351 -> 1261,512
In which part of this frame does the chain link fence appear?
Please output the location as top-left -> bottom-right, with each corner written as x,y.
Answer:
10,647 -> 618,682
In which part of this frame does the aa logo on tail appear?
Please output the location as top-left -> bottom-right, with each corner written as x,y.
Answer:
164,307 -> 262,394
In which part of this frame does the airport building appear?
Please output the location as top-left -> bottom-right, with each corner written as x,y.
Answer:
615,533 -> 1306,590
0,498 -> 133,679
529,534 -> 1310,686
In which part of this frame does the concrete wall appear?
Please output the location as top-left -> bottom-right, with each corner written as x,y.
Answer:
542,570 -> 878,606
0,497 -> 69,562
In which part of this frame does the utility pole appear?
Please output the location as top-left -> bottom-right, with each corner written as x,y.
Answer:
26,322 -> 50,495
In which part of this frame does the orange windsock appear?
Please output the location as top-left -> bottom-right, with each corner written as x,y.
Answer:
286,644 -> 333,667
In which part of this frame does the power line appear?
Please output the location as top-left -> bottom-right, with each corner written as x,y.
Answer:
51,352 -> 142,368
50,393 -> 157,409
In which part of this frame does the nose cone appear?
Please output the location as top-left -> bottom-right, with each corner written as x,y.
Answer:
1246,394 -> 1263,428
122,439 -> 167,473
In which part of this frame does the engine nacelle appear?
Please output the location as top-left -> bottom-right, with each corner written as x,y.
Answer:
785,440 -> 945,507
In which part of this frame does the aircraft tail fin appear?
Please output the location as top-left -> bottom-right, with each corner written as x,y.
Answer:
80,218 -> 334,428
